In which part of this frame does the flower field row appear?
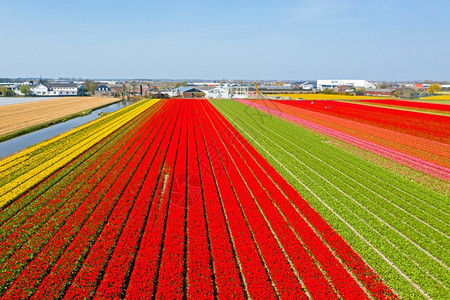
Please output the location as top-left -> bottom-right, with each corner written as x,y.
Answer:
421,95 -> 450,101
242,100 -> 449,172
265,93 -> 390,100
197,101 -> 395,299
213,99 -> 449,299
276,100 -> 449,143
238,99 -> 449,180
0,100 -> 160,229
0,99 -> 396,299
0,100 -> 165,297
0,99 -> 160,209
358,99 -> 450,113
0,98 -> 152,174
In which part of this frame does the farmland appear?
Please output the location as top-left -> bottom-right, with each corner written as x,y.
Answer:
421,94 -> 450,101
0,96 -> 119,138
0,98 -> 449,299
356,100 -> 450,115
264,93 -> 390,100
213,100 -> 449,299
237,100 -> 449,177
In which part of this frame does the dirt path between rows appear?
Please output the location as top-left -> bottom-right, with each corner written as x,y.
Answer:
0,97 -> 120,136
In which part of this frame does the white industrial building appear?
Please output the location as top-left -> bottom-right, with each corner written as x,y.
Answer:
317,79 -> 376,91
205,84 -> 249,99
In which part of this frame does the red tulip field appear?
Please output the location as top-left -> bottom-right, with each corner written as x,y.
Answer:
0,98 -> 448,299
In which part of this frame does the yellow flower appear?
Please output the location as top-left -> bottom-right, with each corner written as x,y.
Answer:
0,99 -> 160,208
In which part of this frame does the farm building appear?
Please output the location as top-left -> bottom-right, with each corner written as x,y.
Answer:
172,87 -> 205,98
299,81 -> 315,90
131,84 -> 151,96
95,85 -> 113,96
108,84 -> 123,96
205,86 -> 231,99
195,86 -> 216,95
364,88 -> 397,96
317,79 -> 375,91
205,84 -> 249,99
30,83 -> 78,96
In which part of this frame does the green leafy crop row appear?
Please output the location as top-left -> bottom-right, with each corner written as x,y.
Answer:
212,100 -> 449,300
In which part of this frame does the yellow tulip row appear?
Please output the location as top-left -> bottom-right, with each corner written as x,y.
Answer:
0,99 -> 151,173
0,155 -> 31,175
0,99 -> 160,209
421,95 -> 450,100
0,99 -> 155,183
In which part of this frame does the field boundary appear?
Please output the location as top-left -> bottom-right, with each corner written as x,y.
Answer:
0,99 -> 123,143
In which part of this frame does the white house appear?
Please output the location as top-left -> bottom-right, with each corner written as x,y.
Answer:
32,84 -> 50,96
50,83 -> 78,95
317,79 -> 375,91
30,83 -> 78,96
95,84 -> 112,96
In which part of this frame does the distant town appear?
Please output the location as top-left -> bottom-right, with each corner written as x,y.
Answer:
0,78 -> 448,99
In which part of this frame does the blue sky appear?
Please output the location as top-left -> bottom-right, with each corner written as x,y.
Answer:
1,0 -> 449,80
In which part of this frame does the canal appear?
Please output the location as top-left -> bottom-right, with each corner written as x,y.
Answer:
0,99 -> 135,159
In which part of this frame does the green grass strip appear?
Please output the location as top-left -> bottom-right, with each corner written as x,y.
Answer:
0,99 -> 123,143
212,100 -> 449,300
